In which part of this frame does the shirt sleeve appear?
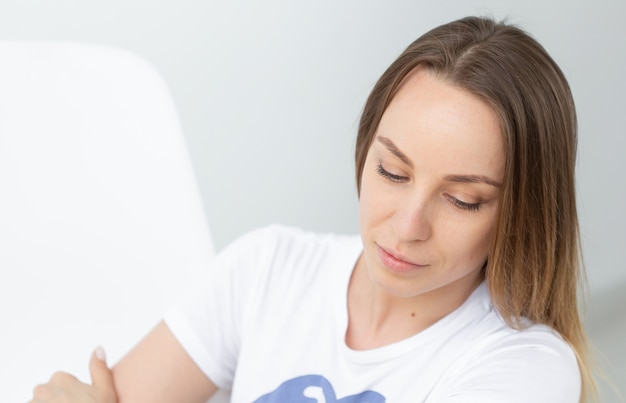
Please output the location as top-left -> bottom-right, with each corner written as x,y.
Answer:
163,227 -> 275,390
431,328 -> 581,403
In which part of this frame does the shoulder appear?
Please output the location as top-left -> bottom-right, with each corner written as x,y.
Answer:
434,286 -> 581,402
221,224 -> 360,266
462,326 -> 579,402
470,320 -> 579,377
212,225 -> 361,286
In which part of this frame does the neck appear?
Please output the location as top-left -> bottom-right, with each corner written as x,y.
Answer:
345,254 -> 482,350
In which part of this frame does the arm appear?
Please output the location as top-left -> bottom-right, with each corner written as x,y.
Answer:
32,229 -> 270,403
112,320 -> 218,403
31,321 -> 218,403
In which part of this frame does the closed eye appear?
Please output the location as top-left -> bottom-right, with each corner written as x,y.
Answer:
445,193 -> 481,212
376,163 -> 408,183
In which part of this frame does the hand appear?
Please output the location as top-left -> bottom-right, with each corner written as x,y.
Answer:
30,347 -> 118,403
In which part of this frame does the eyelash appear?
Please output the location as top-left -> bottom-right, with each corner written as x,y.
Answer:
376,163 -> 408,183
376,163 -> 482,212
445,194 -> 482,212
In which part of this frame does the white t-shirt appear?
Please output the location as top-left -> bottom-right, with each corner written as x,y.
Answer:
164,225 -> 580,402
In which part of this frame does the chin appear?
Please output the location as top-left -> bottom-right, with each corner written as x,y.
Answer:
368,266 -> 429,298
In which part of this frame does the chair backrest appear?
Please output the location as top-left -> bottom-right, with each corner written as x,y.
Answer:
0,41 -> 215,401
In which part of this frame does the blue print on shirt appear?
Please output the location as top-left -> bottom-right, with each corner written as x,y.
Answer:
253,374 -> 385,403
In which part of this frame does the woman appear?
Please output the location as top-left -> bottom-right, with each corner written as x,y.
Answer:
31,16 -> 594,403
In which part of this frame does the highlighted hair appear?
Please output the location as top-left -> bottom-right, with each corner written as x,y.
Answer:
355,17 -> 595,402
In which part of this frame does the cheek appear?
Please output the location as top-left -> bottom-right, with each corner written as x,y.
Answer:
358,159 -> 375,216
358,170 -> 390,235
465,217 -> 497,261
442,213 -> 496,265
469,234 -> 491,263
358,179 -> 376,229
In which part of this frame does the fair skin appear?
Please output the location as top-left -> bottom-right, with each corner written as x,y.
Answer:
30,322 -> 217,403
30,69 -> 505,402
347,69 -> 505,350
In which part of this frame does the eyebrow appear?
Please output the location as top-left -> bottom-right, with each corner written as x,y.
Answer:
376,136 -> 501,188
444,174 -> 501,188
377,136 -> 413,168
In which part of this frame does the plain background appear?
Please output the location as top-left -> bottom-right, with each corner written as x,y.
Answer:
1,0 -> 624,400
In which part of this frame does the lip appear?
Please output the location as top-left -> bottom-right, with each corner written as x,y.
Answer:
377,244 -> 429,273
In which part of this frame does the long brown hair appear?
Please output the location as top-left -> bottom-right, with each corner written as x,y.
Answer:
355,16 -> 594,401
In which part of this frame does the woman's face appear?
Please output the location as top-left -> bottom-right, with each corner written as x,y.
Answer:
358,69 -> 505,300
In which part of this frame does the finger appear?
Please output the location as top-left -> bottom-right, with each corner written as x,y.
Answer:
32,382 -> 52,400
89,346 -> 115,392
50,370 -> 79,384
32,372 -> 79,401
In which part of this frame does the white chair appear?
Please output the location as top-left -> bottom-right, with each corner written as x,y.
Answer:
0,41 -> 223,401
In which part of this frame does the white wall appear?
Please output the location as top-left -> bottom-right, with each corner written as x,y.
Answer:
1,0 -> 624,400
2,0 -> 623,290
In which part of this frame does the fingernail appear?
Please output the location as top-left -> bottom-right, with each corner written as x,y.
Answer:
95,346 -> 107,362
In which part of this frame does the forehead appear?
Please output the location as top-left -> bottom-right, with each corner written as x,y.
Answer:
377,69 -> 504,179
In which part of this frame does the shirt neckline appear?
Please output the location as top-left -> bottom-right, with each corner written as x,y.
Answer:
332,239 -> 492,364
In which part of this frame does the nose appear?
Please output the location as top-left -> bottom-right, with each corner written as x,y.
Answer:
392,194 -> 432,242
